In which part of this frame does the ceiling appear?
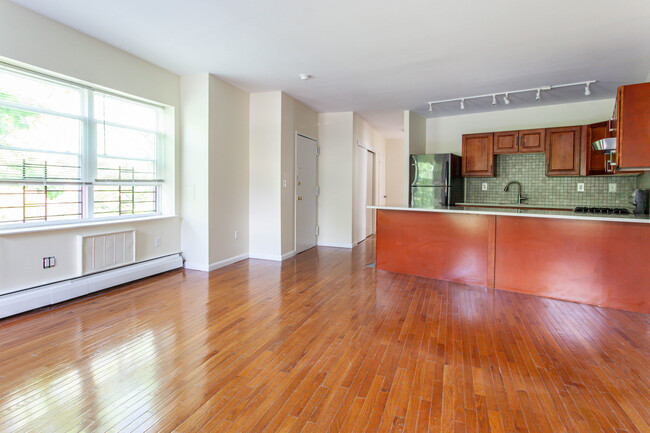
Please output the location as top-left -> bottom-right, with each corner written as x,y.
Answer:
11,0 -> 650,139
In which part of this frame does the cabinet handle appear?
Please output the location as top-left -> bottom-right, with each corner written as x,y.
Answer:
490,164 -> 493,174
518,135 -> 521,148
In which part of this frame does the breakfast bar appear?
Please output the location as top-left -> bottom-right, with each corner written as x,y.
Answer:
370,205 -> 650,313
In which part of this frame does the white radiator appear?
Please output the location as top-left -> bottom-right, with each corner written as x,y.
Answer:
80,230 -> 135,275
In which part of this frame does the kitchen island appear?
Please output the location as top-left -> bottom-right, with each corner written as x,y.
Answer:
369,205 -> 650,313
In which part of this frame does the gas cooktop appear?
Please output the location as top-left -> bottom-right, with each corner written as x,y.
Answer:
573,206 -> 631,215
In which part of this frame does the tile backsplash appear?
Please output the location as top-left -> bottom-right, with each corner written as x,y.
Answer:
465,153 -> 637,208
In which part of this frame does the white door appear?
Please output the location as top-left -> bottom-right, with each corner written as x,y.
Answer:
355,144 -> 367,243
366,151 -> 375,237
295,134 -> 318,254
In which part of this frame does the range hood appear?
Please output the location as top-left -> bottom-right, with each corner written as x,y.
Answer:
592,137 -> 617,152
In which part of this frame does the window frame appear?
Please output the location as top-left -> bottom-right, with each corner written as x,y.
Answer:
0,62 -> 165,229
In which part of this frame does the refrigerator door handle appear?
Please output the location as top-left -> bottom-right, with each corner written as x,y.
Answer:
411,155 -> 419,186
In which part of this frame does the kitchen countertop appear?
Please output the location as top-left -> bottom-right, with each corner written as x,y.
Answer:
368,204 -> 650,224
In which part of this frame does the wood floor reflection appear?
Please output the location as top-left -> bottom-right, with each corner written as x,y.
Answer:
0,238 -> 648,432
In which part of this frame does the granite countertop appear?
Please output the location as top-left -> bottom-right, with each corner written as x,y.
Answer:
368,204 -> 650,224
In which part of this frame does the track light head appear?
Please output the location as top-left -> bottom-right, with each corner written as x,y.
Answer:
584,82 -> 591,96
428,102 -> 433,113
503,93 -> 510,105
460,99 -> 465,110
536,89 -> 541,101
492,94 -> 497,105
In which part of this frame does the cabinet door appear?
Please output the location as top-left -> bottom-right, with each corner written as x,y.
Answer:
616,82 -> 650,169
518,128 -> 545,153
462,133 -> 494,177
545,126 -> 581,176
493,131 -> 518,154
586,121 -> 611,175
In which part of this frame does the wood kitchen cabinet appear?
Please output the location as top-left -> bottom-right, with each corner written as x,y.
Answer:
584,121 -> 613,175
545,126 -> 581,176
615,82 -> 650,170
494,129 -> 545,154
462,133 -> 494,177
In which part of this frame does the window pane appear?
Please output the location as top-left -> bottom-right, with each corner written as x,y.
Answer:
93,185 -> 157,217
0,68 -> 83,116
94,93 -> 158,130
97,124 -> 156,160
0,184 -> 82,225
96,157 -> 156,181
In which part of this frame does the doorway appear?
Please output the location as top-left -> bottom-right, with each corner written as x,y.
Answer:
295,134 -> 318,254
355,143 -> 376,244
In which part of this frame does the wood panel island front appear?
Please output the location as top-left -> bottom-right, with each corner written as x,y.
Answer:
371,206 -> 650,314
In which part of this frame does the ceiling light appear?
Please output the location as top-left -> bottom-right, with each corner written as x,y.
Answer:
299,74 -> 311,81
426,81 -> 593,112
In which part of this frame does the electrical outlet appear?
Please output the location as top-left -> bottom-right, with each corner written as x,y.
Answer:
154,237 -> 161,248
42,256 -> 56,269
482,183 -> 488,191
234,230 -> 239,240
608,183 -> 617,193
577,183 -> 585,192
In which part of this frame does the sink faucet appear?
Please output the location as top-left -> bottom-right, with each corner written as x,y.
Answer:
504,181 -> 528,204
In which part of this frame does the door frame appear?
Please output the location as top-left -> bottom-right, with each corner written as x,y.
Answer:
294,132 -> 319,254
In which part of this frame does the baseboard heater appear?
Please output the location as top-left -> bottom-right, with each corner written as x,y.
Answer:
0,253 -> 183,319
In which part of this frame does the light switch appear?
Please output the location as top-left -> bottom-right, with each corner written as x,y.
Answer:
577,183 -> 585,192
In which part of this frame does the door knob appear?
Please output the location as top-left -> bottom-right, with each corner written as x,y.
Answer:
297,196 -> 303,201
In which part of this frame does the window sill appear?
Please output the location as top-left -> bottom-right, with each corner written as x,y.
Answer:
0,215 -> 178,236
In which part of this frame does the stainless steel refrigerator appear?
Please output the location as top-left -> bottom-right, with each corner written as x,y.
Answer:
409,153 -> 464,208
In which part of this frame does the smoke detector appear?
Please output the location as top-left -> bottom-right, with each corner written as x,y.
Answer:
299,74 -> 311,81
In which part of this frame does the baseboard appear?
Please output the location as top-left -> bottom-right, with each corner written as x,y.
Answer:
281,249 -> 297,260
208,253 -> 249,271
317,242 -> 354,249
0,253 -> 183,319
248,252 -> 283,261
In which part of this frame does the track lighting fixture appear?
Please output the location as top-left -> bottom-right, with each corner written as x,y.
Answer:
426,81 -> 595,112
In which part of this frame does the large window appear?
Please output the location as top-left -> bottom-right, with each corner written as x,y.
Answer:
0,64 -> 164,227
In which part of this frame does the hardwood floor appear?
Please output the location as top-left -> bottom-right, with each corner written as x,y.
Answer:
0,239 -> 648,433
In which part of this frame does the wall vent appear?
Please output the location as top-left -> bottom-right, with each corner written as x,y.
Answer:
80,230 -> 135,275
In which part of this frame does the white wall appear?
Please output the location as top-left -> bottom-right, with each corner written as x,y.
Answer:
280,94 -> 319,255
249,92 -> 283,259
180,74 -> 210,270
385,138 -> 406,204
403,111 -> 426,199
426,98 -> 616,154
317,112 -> 354,247
0,0 -> 181,294
208,74 -> 250,266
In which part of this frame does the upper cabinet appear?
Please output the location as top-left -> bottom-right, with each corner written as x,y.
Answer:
584,121 -> 613,175
494,129 -> 545,155
615,82 -> 650,170
462,133 -> 494,177
545,126 -> 581,176
518,129 -> 546,153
